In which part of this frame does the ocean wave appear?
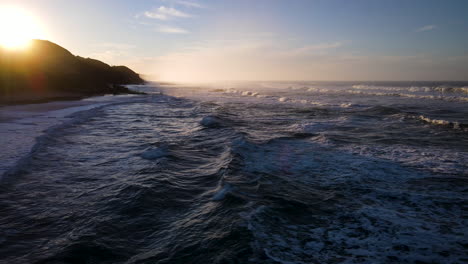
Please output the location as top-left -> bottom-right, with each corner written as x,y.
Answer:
244,191 -> 466,264
307,87 -> 329,92
340,102 -> 353,108
417,115 -> 466,130
363,105 -> 402,115
200,115 -> 224,128
434,86 -> 468,94
339,143 -> 467,175
352,84 -> 431,92
211,183 -> 234,201
290,119 -> 345,135
141,145 -> 169,160
0,101 -> 119,179
307,88 -> 468,102
238,139 -> 466,263
352,84 -> 468,94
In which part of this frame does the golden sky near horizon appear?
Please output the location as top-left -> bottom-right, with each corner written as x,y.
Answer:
0,1 -> 467,82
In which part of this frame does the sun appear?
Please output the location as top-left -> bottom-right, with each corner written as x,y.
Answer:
0,6 -> 45,50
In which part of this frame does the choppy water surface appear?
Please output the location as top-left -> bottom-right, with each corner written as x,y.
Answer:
0,81 -> 467,263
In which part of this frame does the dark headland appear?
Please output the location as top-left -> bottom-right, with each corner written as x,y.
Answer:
0,39 -> 145,105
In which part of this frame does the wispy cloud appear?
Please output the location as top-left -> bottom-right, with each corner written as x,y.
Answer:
144,6 -> 191,20
416,25 -> 436,32
96,43 -> 136,50
174,1 -> 205,8
156,25 -> 189,34
281,42 -> 342,57
297,42 -> 342,52
89,42 -> 137,65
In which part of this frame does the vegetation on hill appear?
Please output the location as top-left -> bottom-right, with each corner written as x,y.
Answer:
0,40 -> 144,104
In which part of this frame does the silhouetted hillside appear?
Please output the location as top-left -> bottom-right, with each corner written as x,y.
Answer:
0,40 -> 144,104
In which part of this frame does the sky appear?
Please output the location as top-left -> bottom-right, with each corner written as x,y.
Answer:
1,0 -> 468,82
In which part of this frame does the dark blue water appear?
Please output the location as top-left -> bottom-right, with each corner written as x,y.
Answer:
0,81 -> 467,263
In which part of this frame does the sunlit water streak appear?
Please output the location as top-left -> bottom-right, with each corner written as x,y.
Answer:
0,81 -> 467,263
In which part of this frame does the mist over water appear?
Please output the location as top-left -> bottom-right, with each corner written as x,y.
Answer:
0,81 -> 467,263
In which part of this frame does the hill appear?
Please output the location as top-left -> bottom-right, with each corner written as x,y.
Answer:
0,40 -> 145,104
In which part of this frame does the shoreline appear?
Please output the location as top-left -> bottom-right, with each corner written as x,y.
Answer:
0,91 -> 147,177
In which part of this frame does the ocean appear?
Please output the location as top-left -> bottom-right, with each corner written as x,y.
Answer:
0,81 -> 467,263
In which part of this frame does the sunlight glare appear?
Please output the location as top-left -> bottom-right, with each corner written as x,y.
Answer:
0,6 -> 45,50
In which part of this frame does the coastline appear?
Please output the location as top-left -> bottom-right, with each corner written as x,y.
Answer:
1,40 -> 146,106
0,85 -> 146,106
0,91 -> 148,177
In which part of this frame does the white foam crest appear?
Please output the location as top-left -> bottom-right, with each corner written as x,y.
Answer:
307,87 -> 329,93
226,89 -> 238,93
408,86 -> 432,92
0,96 -> 137,178
417,115 -> 462,129
238,91 -> 260,97
241,155 -> 466,263
434,86 -> 468,94
352,84 -> 468,95
340,143 -> 467,175
246,201 -> 466,263
352,84 -> 417,92
419,115 -> 450,126
347,90 -> 468,102
299,119 -> 466,175
309,101 -> 324,106
340,102 -> 353,108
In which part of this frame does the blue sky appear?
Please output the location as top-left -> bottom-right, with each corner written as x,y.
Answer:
3,0 -> 468,81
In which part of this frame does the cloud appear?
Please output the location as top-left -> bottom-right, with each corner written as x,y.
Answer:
279,42 -> 342,57
88,42 -> 137,65
160,0 -> 205,8
174,1 -> 205,8
144,6 -> 191,20
156,25 -> 189,34
96,43 -> 136,50
293,42 -> 342,52
416,25 -> 436,32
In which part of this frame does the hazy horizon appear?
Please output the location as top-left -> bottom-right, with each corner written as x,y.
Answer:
1,0 -> 467,82
141,79 -> 468,84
